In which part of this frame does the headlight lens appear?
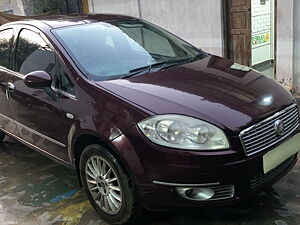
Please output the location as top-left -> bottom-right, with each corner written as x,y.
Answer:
138,115 -> 229,150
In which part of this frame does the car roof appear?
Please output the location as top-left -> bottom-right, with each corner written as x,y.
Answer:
2,13 -> 137,30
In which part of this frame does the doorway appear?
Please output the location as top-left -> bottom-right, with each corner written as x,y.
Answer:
251,0 -> 275,78
225,0 -> 276,78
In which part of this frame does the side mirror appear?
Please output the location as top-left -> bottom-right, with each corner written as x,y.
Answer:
24,71 -> 52,89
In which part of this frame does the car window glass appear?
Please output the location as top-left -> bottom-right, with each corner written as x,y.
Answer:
0,29 -> 13,68
120,26 -> 175,57
58,59 -> 75,95
105,36 -> 115,48
53,21 -> 200,81
15,29 -> 55,76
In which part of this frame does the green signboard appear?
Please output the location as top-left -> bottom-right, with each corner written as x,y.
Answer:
252,32 -> 271,47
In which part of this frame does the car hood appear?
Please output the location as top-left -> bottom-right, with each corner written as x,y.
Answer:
97,55 -> 294,135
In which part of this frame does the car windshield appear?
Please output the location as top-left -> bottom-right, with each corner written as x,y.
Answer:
53,19 -> 202,81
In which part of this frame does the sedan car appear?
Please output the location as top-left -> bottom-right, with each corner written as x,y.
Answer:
0,14 -> 299,225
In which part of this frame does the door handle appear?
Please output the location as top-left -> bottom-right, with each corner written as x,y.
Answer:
66,113 -> 74,119
6,82 -> 15,100
7,82 -> 15,92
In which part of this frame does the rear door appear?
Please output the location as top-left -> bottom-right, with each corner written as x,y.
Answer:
6,26 -> 70,163
0,28 -> 17,135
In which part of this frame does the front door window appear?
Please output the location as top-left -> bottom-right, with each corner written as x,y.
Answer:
15,29 -> 55,76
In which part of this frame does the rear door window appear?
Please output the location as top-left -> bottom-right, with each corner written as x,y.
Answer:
0,29 -> 13,69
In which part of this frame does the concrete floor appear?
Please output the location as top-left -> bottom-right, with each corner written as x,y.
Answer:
0,138 -> 300,225
252,61 -> 275,79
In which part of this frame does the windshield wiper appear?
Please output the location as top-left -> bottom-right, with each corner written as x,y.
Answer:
120,61 -> 166,79
120,51 -> 211,79
156,57 -> 194,71
158,51 -> 212,71
121,58 -> 192,78
190,50 -> 211,62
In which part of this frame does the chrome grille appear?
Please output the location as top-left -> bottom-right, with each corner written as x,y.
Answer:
250,155 -> 297,190
210,185 -> 234,200
240,104 -> 300,156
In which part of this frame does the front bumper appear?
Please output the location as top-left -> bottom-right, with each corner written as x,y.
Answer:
111,125 -> 299,210
147,154 -> 297,209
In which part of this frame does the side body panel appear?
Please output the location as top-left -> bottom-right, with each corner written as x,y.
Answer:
5,25 -> 70,163
0,27 -> 17,135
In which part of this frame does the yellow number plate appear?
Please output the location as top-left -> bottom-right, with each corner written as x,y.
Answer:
263,133 -> 300,174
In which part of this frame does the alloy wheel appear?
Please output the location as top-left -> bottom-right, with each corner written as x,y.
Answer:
85,155 -> 123,215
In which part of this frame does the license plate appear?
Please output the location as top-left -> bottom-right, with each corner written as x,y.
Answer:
263,133 -> 300,174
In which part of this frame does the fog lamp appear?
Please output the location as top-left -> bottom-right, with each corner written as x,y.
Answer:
176,187 -> 215,201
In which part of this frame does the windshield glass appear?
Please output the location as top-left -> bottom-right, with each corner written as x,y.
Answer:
53,19 -> 201,81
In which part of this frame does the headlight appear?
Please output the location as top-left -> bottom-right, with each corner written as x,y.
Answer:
138,115 -> 229,150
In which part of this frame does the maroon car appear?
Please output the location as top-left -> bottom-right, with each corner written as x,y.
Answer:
0,14 -> 299,224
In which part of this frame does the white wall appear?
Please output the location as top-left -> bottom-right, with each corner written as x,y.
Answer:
88,0 -> 140,17
276,0 -> 294,90
293,0 -> 300,93
88,0 -> 224,56
0,0 -> 25,15
251,0 -> 273,66
0,0 -> 12,12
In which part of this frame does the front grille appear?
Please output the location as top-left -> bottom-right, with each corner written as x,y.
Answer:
250,155 -> 297,190
210,185 -> 235,200
240,104 -> 300,156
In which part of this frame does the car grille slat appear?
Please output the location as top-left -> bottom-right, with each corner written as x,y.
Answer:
245,107 -> 298,137
277,107 -> 298,120
210,185 -> 234,200
244,125 -> 299,155
244,138 -> 275,153
284,119 -> 299,132
244,110 -> 298,140
284,116 -> 299,127
243,124 -> 275,140
240,104 -> 300,156
250,155 -> 297,190
244,131 -> 276,147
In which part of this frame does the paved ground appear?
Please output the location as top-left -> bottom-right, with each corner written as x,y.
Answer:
0,137 -> 300,225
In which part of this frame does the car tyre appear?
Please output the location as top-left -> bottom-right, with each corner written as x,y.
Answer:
80,144 -> 141,224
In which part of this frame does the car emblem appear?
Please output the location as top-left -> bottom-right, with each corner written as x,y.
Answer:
274,120 -> 285,136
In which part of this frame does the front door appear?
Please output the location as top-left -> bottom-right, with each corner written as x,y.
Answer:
6,27 -> 70,163
0,28 -> 17,135
226,0 -> 252,66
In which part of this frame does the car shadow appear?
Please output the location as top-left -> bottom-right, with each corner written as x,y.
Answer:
136,188 -> 285,225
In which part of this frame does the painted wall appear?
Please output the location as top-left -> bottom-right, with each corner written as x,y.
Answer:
0,0 -> 12,12
276,0 -> 294,90
0,0 -> 77,15
293,0 -> 300,94
22,0 -> 68,15
0,0 -> 25,15
251,0 -> 274,66
87,0 -> 224,56
88,0 -> 140,17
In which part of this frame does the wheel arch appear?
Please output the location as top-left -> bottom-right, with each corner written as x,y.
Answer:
71,131 -> 135,187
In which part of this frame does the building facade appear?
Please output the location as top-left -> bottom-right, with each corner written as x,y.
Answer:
1,0 -> 299,94
86,0 -> 300,95
0,0 -> 83,15
0,0 -> 25,15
